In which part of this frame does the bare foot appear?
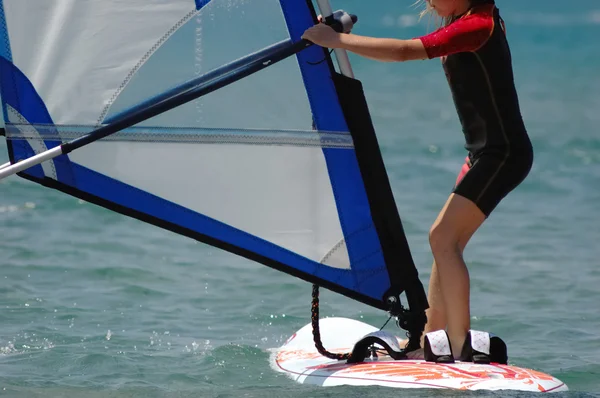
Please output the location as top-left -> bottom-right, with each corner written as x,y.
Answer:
406,348 -> 424,360
396,337 -> 424,359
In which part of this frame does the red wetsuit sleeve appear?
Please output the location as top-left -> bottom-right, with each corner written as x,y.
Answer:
418,6 -> 495,59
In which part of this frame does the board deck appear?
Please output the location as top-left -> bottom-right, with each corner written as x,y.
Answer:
272,317 -> 568,392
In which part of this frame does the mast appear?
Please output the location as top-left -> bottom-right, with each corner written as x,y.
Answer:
314,0 -> 428,346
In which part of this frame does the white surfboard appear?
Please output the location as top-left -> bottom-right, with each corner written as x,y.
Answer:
272,317 -> 568,392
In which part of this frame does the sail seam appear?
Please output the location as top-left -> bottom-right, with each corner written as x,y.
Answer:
95,7 -> 201,126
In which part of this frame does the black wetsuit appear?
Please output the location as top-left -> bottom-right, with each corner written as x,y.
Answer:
418,1 -> 533,217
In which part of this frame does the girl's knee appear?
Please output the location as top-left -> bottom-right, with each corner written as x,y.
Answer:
429,222 -> 460,255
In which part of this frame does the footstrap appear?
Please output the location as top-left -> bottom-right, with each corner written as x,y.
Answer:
424,330 -> 454,363
460,330 -> 508,364
347,330 -> 406,364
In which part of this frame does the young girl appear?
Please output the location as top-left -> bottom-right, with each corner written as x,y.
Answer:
303,0 -> 533,358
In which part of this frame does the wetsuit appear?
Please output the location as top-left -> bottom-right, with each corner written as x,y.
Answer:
418,1 -> 533,217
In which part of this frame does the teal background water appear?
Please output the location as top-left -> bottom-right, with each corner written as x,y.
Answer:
1,0 -> 599,396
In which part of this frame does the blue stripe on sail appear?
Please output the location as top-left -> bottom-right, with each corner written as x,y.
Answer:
278,1 -> 390,300
7,140 -> 45,179
194,0 -> 212,10
0,0 -> 13,125
0,57 -> 75,184
0,1 -> 12,62
69,163 -> 388,299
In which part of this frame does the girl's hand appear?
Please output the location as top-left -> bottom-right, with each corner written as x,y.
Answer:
302,23 -> 342,49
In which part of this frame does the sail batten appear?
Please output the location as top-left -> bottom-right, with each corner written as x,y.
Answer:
5,124 -> 355,148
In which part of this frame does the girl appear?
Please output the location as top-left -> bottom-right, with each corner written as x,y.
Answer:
303,0 -> 533,358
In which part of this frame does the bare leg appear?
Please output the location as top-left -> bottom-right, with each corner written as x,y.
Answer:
427,193 -> 485,357
403,263 -> 446,359
422,220 -> 482,343
423,261 -> 447,341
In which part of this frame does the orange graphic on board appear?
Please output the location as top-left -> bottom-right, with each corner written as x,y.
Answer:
277,348 -> 352,363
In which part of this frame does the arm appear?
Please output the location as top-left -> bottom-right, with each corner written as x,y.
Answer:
302,8 -> 494,62
338,34 -> 428,62
302,24 -> 427,63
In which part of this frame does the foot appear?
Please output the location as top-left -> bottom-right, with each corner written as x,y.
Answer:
406,348 -> 424,360
450,335 -> 466,360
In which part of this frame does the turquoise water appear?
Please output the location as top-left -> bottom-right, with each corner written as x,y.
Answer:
1,0 -> 599,396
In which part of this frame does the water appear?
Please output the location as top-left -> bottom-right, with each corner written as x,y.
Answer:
1,0 -> 599,396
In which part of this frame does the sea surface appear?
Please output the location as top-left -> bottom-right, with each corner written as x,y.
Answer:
1,0 -> 599,396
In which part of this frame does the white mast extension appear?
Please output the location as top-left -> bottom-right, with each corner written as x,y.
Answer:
315,0 -> 355,79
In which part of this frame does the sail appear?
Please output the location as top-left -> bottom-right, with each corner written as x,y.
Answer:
0,0 -> 427,315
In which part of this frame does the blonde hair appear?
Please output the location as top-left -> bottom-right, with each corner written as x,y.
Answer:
415,0 -> 477,27
415,0 -> 433,20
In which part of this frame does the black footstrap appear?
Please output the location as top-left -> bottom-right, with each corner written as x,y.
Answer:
459,330 -> 508,364
346,330 -> 407,363
424,330 -> 455,363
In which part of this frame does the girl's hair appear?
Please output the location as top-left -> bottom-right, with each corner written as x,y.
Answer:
417,0 -> 491,26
